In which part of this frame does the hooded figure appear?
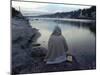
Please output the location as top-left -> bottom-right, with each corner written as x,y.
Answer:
45,26 -> 68,64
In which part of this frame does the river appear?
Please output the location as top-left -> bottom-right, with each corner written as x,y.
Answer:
29,18 -> 96,68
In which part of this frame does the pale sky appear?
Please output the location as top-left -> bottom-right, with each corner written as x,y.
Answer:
12,0 -> 92,16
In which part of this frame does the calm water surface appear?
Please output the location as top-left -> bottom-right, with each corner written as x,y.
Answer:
29,18 -> 96,67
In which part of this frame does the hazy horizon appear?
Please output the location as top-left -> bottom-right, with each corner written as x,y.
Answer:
12,1 -> 92,16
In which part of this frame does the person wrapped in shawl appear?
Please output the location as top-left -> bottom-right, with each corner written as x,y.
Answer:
45,26 -> 68,64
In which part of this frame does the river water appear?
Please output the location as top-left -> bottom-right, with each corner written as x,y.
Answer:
29,18 -> 96,68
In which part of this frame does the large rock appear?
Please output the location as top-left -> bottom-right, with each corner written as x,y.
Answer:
31,47 -> 47,58
12,8 -> 41,74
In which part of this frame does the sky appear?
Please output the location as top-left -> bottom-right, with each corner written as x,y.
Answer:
12,0 -> 92,16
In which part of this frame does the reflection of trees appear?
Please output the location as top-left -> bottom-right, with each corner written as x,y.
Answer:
53,20 -> 96,34
79,22 -> 96,34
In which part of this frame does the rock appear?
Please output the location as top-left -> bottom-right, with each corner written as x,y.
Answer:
12,7 -> 41,74
31,47 -> 47,58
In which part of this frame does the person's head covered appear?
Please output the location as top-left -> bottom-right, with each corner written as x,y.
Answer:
52,26 -> 62,36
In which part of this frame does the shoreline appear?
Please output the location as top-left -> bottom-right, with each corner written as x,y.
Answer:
26,17 -> 96,23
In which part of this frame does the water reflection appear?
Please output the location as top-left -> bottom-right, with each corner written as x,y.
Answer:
29,18 -> 96,68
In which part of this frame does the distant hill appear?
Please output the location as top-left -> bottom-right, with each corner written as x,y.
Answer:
37,6 -> 96,20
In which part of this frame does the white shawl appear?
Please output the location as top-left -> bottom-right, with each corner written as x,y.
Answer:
45,26 -> 68,64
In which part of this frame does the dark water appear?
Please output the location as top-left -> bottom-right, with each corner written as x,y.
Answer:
29,18 -> 96,68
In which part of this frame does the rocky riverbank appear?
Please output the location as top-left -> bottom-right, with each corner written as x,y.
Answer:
12,7 -> 47,74
12,7 -> 89,74
11,16 -> 81,74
